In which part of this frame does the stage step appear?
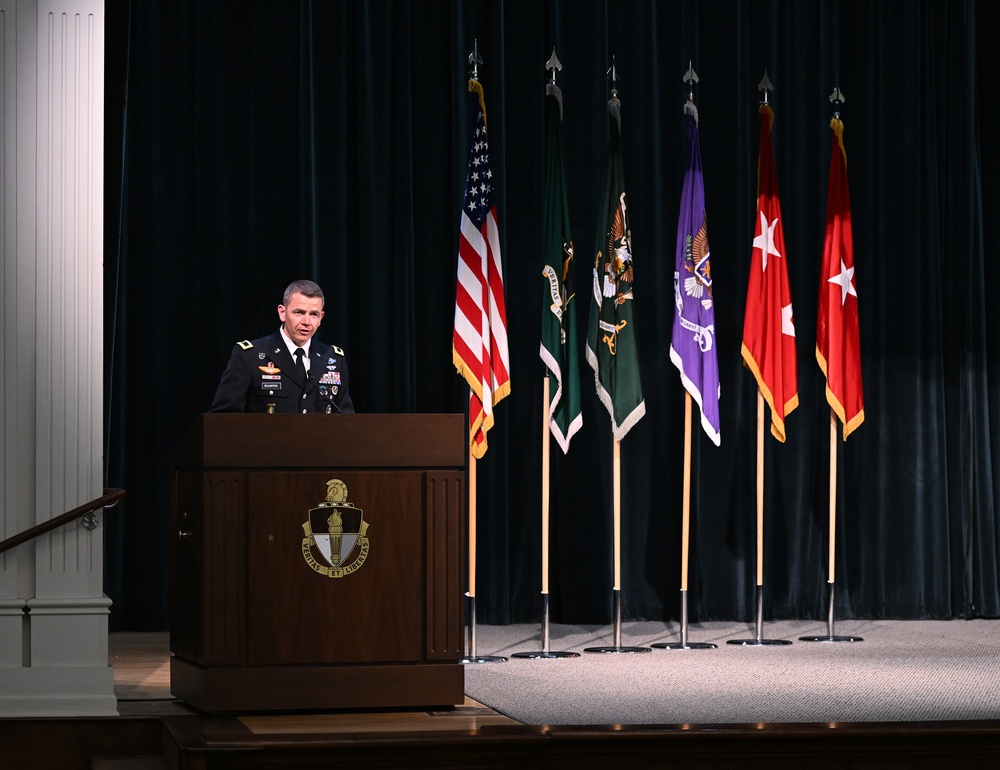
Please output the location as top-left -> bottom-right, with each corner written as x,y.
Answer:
160,714 -> 550,769
0,716 -> 166,770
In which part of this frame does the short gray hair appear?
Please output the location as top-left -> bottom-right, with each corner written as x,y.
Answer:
283,279 -> 324,306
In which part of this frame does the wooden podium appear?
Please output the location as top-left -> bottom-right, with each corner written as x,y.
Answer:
170,413 -> 466,712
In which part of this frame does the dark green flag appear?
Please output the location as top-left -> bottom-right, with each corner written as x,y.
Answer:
585,89 -> 645,440
540,81 -> 582,453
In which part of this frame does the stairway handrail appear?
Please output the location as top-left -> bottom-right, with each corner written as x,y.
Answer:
0,487 -> 125,555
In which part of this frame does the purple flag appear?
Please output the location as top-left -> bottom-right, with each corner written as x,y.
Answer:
669,103 -> 720,445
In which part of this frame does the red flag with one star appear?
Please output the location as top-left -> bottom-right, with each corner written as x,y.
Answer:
741,103 -> 798,442
816,116 -> 863,439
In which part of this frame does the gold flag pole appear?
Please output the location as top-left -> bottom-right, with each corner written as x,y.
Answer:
585,436 -> 650,653
800,409 -> 863,642
800,84 -> 862,644
583,56 -> 648,656
458,39 -> 505,665
730,391 -> 791,645
543,378 -> 551,597
461,445 -> 506,664
513,376 -> 579,658
756,393 -> 765,588
653,64 -> 715,652
654,393 -> 716,650
730,70 -> 790,647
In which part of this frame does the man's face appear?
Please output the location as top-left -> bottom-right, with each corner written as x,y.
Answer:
278,293 -> 324,346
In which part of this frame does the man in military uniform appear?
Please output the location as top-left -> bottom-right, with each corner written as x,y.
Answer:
209,280 -> 355,414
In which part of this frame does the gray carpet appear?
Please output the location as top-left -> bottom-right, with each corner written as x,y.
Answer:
462,619 -> 1000,725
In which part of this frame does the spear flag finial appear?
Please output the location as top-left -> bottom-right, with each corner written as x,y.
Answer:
468,40 -> 483,81
546,47 -> 562,85
829,83 -> 846,118
607,56 -> 621,130
758,69 -> 774,104
683,61 -> 699,102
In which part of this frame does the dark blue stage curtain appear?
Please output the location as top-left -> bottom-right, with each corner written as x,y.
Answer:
103,0 -> 998,630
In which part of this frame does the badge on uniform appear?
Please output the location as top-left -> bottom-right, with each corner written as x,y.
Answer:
259,362 -> 281,374
267,404 -> 276,414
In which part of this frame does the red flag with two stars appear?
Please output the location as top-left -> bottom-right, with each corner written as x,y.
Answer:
741,103 -> 798,442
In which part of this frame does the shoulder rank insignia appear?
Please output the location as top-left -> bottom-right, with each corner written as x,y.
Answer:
237,340 -> 253,350
333,345 -> 345,355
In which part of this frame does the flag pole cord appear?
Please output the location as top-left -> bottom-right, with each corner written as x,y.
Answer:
729,392 -> 790,646
584,437 -> 650,654
512,376 -> 579,658
800,409 -> 863,643
462,451 -> 507,663
653,392 -> 716,651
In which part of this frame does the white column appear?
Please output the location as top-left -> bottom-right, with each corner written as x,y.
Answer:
0,0 -> 112,716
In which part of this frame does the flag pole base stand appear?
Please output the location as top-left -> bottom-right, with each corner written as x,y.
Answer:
653,641 -> 717,650
512,594 -> 580,658
652,590 -> 717,650
727,586 -> 791,645
583,645 -> 652,654
583,589 -> 651,653
460,593 -> 508,664
726,638 -> 792,646
798,634 -> 864,643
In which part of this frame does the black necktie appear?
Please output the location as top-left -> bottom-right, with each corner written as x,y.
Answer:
294,348 -> 307,383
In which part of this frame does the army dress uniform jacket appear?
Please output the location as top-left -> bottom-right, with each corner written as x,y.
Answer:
208,330 -> 355,414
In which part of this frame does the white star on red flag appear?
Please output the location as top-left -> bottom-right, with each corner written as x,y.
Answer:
828,258 -> 857,305
753,211 -> 782,271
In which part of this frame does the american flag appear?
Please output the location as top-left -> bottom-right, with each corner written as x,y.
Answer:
453,80 -> 510,458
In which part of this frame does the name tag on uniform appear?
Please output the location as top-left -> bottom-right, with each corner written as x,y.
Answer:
260,381 -> 282,391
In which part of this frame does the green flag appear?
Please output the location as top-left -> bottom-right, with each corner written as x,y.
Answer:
540,81 -> 583,453
586,89 -> 645,440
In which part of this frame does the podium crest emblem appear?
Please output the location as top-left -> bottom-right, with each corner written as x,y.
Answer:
301,479 -> 370,578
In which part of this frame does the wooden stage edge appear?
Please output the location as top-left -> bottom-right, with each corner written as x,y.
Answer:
1,633 -> 1000,769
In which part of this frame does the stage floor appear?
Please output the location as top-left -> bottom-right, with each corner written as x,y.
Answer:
9,632 -> 984,770
109,630 -> 517,730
